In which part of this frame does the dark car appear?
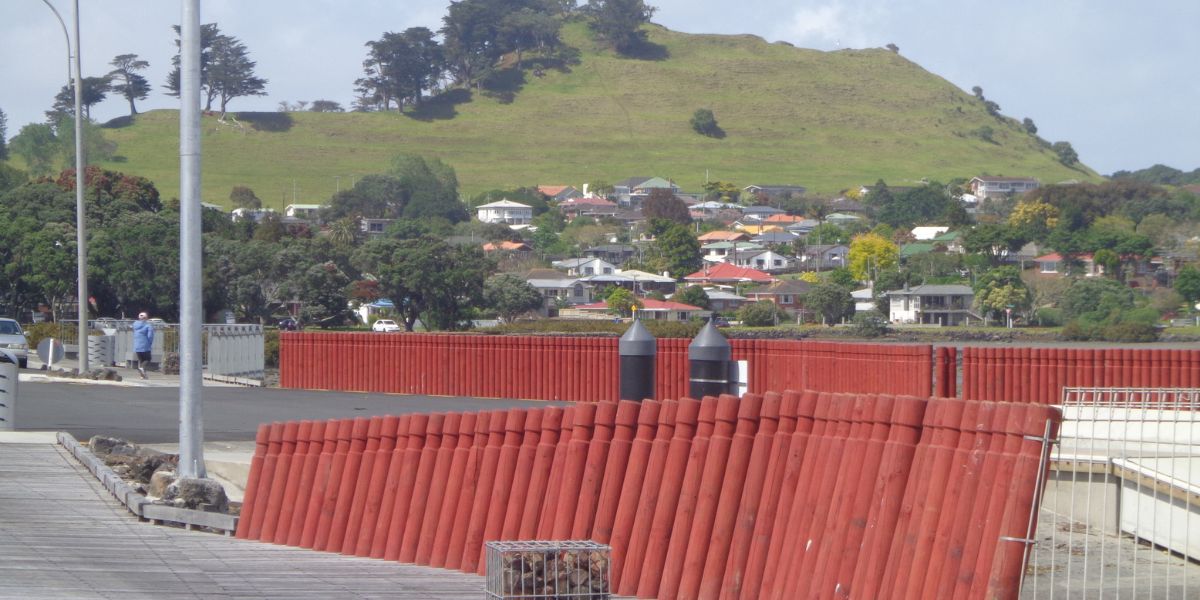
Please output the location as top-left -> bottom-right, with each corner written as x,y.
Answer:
278,317 -> 301,331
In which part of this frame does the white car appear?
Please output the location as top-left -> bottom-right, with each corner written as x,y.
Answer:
0,318 -> 29,368
372,319 -> 401,332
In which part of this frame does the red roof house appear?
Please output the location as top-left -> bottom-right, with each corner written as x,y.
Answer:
574,298 -> 706,321
683,262 -> 778,285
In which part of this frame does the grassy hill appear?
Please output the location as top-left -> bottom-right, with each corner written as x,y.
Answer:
96,22 -> 1099,209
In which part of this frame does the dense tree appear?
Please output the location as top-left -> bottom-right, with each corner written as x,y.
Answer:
285,262 -> 353,326
49,76 -> 110,120
804,222 -> 849,246
485,273 -> 544,322
107,54 -> 151,116
739,300 -> 783,326
1111,164 -> 1200,187
644,222 -> 701,278
872,183 -> 958,229
642,188 -> 691,224
690,108 -> 721,137
360,235 -> 495,330
357,28 -> 443,112
321,174 -> 408,221
497,6 -> 562,69
674,285 -> 710,310
89,211 -> 181,318
972,266 -> 1030,323
166,24 -> 267,113
0,106 -> 7,160
229,185 -> 261,209
391,154 -> 470,223
847,233 -> 899,282
805,283 -> 855,325
1175,266 -> 1200,305
8,124 -> 58,175
0,163 -> 27,196
605,287 -> 641,317
1052,141 -> 1079,166
1060,278 -> 1136,321
308,100 -> 344,112
961,223 -> 1028,264
585,0 -> 656,54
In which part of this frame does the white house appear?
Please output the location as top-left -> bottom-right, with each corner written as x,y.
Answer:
552,257 -> 616,277
476,199 -> 533,225
701,241 -> 765,264
230,207 -> 277,223
968,176 -> 1040,200
285,203 -> 323,219
887,284 -> 977,326
732,249 -> 794,273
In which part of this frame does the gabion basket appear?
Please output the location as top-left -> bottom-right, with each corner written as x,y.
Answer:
484,540 -> 611,600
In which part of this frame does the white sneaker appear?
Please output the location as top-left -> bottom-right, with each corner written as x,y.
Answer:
138,368 -> 147,380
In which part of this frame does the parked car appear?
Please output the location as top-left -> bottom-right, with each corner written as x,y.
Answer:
278,317 -> 301,331
0,318 -> 29,368
372,319 -> 401,332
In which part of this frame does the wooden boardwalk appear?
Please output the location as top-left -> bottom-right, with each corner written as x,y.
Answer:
0,437 -> 487,599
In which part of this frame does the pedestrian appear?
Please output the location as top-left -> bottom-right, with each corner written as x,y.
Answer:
132,311 -> 154,379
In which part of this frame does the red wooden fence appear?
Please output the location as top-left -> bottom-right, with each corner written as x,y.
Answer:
279,333 -> 935,401
236,390 -> 1061,599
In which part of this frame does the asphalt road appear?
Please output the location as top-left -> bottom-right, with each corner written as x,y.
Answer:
13,381 -> 559,444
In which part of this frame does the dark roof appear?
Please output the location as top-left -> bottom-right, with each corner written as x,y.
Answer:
614,177 -> 653,189
741,205 -> 785,215
745,184 -> 807,194
887,284 -> 974,296
752,232 -> 799,244
829,197 -> 867,212
586,244 -> 637,253
744,279 -> 813,296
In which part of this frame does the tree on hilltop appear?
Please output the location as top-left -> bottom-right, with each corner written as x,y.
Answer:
166,23 -> 267,113
108,54 -> 151,116
585,0 -> 656,55
357,27 -> 443,112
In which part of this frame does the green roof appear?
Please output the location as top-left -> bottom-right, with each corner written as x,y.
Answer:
900,242 -> 936,257
931,231 -> 961,242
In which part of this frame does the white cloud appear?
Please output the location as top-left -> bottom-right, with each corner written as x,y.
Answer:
770,2 -> 889,50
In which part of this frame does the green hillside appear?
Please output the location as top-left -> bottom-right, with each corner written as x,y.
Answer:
97,22 -> 1098,208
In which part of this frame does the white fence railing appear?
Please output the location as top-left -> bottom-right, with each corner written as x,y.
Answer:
1023,387 -> 1200,599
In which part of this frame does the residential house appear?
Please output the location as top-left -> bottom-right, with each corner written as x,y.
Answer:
732,249 -> 794,273
740,205 -> 786,221
359,217 -> 395,236
828,197 -> 867,214
735,224 -> 786,236
1033,253 -> 1104,277
577,269 -> 677,296
558,196 -> 618,220
751,231 -> 800,247
690,201 -> 742,220
584,244 -> 638,266
482,241 -> 533,253
930,230 -> 964,253
553,257 -> 617,277
613,177 -> 679,207
684,262 -> 777,286
575,298 -> 706,322
887,284 -> 978,326
537,185 -> 582,202
784,219 -> 820,235
743,184 -> 807,199
797,244 -> 850,271
743,279 -> 812,313
825,212 -> 863,227
697,288 -> 748,312
285,204 -> 322,220
859,184 -> 917,198
852,287 -> 877,314
911,226 -> 950,241
230,207 -> 277,223
900,242 -> 937,260
968,176 -> 1040,200
524,268 -> 593,314
702,241 -> 765,264
697,230 -> 749,243
762,214 -> 810,226
476,199 -> 533,225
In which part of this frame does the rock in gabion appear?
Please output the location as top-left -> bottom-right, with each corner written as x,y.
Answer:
164,478 -> 229,513
162,352 -> 180,375
487,542 -> 611,600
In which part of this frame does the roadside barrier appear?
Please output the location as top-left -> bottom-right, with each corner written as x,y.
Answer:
235,390 -> 1060,599
280,333 -> 934,400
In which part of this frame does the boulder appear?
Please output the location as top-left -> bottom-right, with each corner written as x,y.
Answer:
89,436 -> 138,456
164,477 -> 229,513
149,470 -> 177,498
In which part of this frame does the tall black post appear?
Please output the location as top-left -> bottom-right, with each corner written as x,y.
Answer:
689,318 -> 732,398
619,318 -> 656,402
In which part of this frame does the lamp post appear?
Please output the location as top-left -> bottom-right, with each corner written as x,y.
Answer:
40,0 -> 88,372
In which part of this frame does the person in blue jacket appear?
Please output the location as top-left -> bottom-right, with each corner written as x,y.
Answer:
132,311 -> 154,379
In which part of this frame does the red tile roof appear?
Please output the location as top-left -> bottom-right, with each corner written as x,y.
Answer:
538,185 -> 572,196
683,262 -> 777,283
762,214 -> 808,223
483,241 -> 531,252
697,231 -> 747,241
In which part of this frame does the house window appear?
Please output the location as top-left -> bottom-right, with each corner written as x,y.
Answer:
369,222 -> 384,232
584,267 -> 594,274
573,285 -> 583,297
781,295 -> 794,305
1040,261 -> 1058,274
903,298 -> 910,311
678,312 -> 687,320
604,268 -> 613,274
773,259 -> 782,267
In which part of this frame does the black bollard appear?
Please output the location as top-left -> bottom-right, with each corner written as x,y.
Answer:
619,317 -> 656,402
688,317 -> 732,398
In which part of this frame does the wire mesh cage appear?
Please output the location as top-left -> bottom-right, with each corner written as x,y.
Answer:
484,540 -> 611,600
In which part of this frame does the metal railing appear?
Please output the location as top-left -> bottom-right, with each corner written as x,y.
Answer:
1023,387 -> 1200,599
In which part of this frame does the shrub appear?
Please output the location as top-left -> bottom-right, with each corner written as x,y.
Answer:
739,301 -> 782,327
263,329 -> 280,368
1100,322 -> 1159,342
22,322 -> 61,352
1033,307 -> 1064,327
850,313 -> 890,338
690,108 -> 722,138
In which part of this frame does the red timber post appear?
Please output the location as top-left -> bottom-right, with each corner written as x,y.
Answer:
431,412 -> 478,567
501,409 -> 543,541
536,406 -> 575,538
612,398 -> 678,594
460,410 -> 507,572
312,418 -> 355,551
444,412 -> 490,569
235,423 -> 272,539
571,401 -> 619,539
338,416 -> 381,554
518,407 -> 563,540
259,420 -> 300,543
649,395 -> 720,600
353,415 -> 400,556
962,405 -> 1027,599
286,420 -> 328,547
626,396 -> 702,598
737,390 -> 798,599
415,413 -> 461,565
366,414 -> 411,557
607,399 -> 663,590
477,409 -> 528,571
591,400 -> 643,543
552,403 -> 598,539
380,414 -> 429,560
396,413 -> 444,562
274,420 -> 314,545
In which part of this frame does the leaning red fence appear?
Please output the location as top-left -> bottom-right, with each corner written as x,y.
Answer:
236,391 -> 1060,599
279,333 -> 934,400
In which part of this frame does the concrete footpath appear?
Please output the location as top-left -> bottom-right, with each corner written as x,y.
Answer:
0,431 -> 487,599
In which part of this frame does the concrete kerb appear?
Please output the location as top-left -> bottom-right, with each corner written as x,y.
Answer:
55,431 -> 240,535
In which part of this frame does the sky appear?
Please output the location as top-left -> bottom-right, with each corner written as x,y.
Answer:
1,0 -> 1196,176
